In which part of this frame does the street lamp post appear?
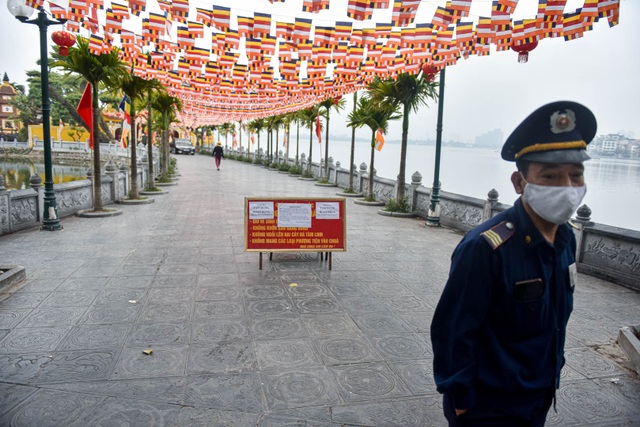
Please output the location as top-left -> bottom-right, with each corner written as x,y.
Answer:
426,67 -> 446,227
8,1 -> 66,231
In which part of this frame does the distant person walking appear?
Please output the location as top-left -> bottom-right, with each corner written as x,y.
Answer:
212,142 -> 224,170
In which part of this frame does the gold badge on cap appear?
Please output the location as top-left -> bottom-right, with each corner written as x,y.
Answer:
550,109 -> 576,134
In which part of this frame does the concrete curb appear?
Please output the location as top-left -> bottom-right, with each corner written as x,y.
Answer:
315,182 -> 337,187
618,326 -> 640,376
76,209 -> 123,218
140,190 -> 169,196
116,197 -> 155,205
156,182 -> 178,187
377,210 -> 417,218
353,199 -> 384,206
336,192 -> 363,197
0,265 -> 26,294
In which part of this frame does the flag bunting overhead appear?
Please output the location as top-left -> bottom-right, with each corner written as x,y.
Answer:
42,0 -> 620,128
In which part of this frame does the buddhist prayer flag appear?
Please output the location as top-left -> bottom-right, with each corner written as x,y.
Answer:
375,128 -> 385,151
47,0 -> 620,127
76,83 -> 93,149
119,95 -> 132,149
315,114 -> 322,144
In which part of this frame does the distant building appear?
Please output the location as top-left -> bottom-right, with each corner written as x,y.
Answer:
589,134 -> 634,157
474,128 -> 503,148
0,73 -> 21,139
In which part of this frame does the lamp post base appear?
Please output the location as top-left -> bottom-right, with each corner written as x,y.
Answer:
426,204 -> 441,227
42,222 -> 63,231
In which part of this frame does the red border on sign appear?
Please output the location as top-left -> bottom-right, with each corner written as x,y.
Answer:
244,197 -> 346,252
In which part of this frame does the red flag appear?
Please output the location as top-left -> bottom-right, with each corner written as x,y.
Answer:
315,114 -> 322,144
76,83 -> 94,149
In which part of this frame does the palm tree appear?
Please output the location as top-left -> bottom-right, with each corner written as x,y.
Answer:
52,36 -> 127,211
347,90 -> 359,193
281,112 -> 294,167
219,122 -> 235,150
114,73 -> 163,199
247,118 -> 266,163
294,109 -> 303,168
368,72 -> 438,202
264,115 -> 277,165
347,95 -> 399,201
318,96 -> 346,181
152,92 -> 182,175
298,105 -> 321,176
271,114 -> 284,166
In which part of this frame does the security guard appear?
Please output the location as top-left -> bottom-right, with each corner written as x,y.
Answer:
431,101 -> 596,427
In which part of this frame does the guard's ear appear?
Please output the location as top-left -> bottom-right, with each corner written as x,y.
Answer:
511,171 -> 525,195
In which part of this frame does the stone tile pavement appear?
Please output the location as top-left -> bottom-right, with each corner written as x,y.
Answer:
1,154 -> 639,426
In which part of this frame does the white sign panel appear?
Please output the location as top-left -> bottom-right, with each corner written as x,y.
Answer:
277,203 -> 312,228
316,202 -> 340,220
249,201 -> 274,220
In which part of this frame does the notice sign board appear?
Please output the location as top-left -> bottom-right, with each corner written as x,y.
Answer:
245,197 -> 346,252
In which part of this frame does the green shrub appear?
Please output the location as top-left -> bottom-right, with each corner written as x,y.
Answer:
384,197 -> 412,213
289,165 -> 302,175
156,174 -> 173,183
301,170 -> 314,178
278,163 -> 290,172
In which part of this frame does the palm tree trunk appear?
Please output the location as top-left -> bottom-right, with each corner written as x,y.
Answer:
162,113 -> 169,173
146,90 -> 154,190
257,133 -> 261,162
324,114 -> 330,181
307,124 -> 313,174
368,132 -> 376,200
397,104 -> 410,202
275,128 -> 279,165
91,83 -> 103,211
348,92 -> 357,192
129,102 -> 139,199
295,120 -> 300,167
285,125 -> 290,166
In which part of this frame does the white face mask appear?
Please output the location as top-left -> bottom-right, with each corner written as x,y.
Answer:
521,176 -> 587,225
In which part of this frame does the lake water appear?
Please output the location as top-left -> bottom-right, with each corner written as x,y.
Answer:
283,138 -> 639,232
3,145 -> 639,232
0,161 -> 87,191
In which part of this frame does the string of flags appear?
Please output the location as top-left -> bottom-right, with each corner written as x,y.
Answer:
29,0 -> 620,127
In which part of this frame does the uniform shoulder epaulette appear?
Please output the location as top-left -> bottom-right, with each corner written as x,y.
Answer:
481,221 -> 515,250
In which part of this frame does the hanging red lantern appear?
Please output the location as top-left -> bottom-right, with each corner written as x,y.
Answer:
421,63 -> 438,82
333,95 -> 342,105
511,41 -> 538,63
51,30 -> 76,56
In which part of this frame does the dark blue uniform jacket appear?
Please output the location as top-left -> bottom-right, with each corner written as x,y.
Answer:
431,197 -> 576,418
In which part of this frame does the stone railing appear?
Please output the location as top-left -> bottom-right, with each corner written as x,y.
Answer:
0,156 -> 159,237
225,149 -> 640,291
1,139 -> 147,160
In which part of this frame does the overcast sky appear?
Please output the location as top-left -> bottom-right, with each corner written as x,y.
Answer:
2,0 -> 638,143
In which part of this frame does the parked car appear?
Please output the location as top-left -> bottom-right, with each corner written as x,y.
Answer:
170,139 -> 195,155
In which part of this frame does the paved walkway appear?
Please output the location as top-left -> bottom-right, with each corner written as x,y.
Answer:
1,154 -> 639,426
